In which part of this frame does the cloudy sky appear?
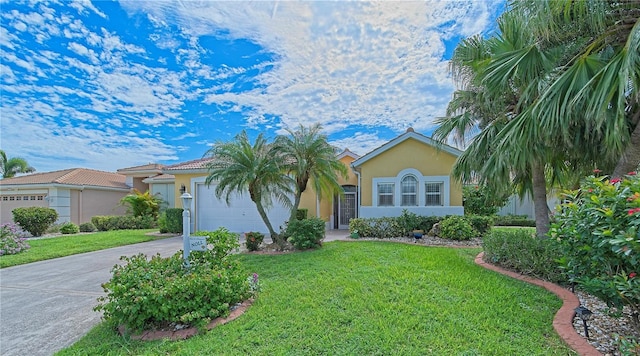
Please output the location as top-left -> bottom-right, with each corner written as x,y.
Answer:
1,0 -> 505,173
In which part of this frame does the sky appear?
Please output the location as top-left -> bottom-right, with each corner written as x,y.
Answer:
1,0 -> 505,174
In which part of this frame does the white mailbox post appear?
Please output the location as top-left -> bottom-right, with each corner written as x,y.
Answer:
181,192 -> 193,267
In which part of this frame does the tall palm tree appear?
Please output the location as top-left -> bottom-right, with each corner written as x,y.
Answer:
204,131 -> 293,246
0,150 -> 35,178
434,9 -> 563,237
273,124 -> 349,222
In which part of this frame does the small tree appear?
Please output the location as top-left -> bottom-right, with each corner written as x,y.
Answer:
463,185 -> 510,216
119,189 -> 163,219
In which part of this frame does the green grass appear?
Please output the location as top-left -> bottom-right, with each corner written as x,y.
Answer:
58,241 -> 575,355
0,230 -> 171,268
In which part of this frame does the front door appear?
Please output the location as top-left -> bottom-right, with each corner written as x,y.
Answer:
338,186 -> 357,229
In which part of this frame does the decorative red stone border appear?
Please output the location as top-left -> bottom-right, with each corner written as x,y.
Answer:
118,299 -> 254,341
475,252 -> 601,356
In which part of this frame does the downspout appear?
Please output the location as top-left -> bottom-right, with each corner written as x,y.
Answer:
352,165 -> 361,218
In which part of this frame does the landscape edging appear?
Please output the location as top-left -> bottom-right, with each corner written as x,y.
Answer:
475,252 -> 601,356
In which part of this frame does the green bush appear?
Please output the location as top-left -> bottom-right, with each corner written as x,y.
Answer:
96,227 -> 252,332
60,222 -> 80,234
79,222 -> 96,232
350,215 -> 439,239
463,185 -> 510,216
12,207 -> 58,237
91,215 -> 156,231
119,189 -> 164,219
287,217 -> 325,250
295,209 -> 308,221
466,215 -> 494,237
493,214 -> 536,227
165,208 -> 183,233
439,216 -> 475,240
551,173 -> 639,317
245,231 -> 264,251
157,212 -> 168,233
483,229 -> 564,283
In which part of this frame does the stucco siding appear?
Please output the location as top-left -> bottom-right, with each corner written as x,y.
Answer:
79,189 -> 128,224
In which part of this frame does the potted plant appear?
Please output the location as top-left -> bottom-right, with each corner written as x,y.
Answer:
412,228 -> 424,239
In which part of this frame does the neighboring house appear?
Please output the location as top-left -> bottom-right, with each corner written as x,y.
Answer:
0,168 -> 131,225
164,128 -> 463,235
351,128 -> 464,219
116,163 -> 175,208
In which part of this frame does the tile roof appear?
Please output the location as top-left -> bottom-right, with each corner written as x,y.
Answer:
116,163 -> 164,173
0,168 -> 130,189
164,158 -> 213,171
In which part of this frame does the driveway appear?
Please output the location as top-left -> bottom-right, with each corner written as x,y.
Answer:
0,236 -> 183,356
0,230 -> 350,356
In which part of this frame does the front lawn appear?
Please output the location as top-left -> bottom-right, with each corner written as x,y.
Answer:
0,230 -> 172,268
58,241 -> 574,355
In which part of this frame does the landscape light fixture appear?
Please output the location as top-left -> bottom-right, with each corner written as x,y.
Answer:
574,305 -> 593,339
180,192 -> 193,268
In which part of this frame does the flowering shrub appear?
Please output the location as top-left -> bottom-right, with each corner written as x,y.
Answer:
0,223 -> 30,255
551,172 -> 639,329
245,231 -> 264,251
96,228 -> 254,333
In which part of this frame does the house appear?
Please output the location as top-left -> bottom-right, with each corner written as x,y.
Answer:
350,128 -> 464,219
0,168 -> 131,225
163,128 -> 463,234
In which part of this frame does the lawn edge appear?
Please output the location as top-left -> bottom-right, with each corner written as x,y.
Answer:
475,252 -> 602,356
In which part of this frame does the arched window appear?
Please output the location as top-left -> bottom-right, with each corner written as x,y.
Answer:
401,175 -> 417,206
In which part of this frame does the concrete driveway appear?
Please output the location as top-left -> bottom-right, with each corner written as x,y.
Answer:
0,236 -> 183,356
0,230 -> 350,356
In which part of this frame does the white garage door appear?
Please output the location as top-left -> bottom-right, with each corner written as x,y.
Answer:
196,183 -> 291,235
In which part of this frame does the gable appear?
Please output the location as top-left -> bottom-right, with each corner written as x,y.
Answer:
356,137 -> 458,177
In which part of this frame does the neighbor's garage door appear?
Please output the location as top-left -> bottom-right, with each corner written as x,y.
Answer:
196,183 -> 291,235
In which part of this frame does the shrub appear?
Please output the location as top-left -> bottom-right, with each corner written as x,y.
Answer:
463,185 -> 510,216
287,217 -> 325,250
79,222 -> 96,232
493,214 -> 536,227
60,222 -> 80,234
551,173 -> 640,321
91,215 -> 156,231
295,209 -> 308,221
466,215 -> 494,237
12,207 -> 58,237
398,209 -> 420,236
157,212 -> 168,233
46,223 -> 62,234
165,208 -> 183,233
348,217 -> 403,239
483,229 -> 564,283
0,223 -> 30,255
96,227 -> 252,332
119,189 -> 164,219
245,231 -> 264,251
439,216 -> 475,240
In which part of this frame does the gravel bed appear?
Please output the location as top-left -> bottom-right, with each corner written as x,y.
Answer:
573,290 -> 639,355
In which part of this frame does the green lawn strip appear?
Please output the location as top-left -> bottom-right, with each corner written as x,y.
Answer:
58,241 -> 574,355
0,230 -> 169,268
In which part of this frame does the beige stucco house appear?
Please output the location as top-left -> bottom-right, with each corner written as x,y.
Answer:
158,128 -> 463,234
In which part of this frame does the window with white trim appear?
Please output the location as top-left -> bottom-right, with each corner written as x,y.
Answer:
401,175 -> 418,206
425,182 -> 444,206
377,183 -> 394,206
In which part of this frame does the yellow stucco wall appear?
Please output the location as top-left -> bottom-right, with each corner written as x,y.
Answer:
299,154 -> 358,223
357,138 -> 462,206
172,173 -> 207,208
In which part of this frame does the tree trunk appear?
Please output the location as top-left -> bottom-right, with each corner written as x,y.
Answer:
289,191 -> 303,223
612,114 -> 640,178
532,162 -> 550,238
253,200 -> 282,247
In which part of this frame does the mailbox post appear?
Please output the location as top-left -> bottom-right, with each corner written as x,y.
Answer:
181,192 -> 193,267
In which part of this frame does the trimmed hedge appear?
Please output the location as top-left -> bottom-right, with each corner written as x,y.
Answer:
91,215 -> 155,231
12,207 -> 58,237
165,208 -> 183,233
287,217 -> 325,249
493,214 -> 536,227
60,222 -> 80,234
350,213 -> 489,239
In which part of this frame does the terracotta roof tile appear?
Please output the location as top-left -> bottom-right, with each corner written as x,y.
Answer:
116,163 -> 164,173
164,158 -> 213,171
0,168 -> 129,189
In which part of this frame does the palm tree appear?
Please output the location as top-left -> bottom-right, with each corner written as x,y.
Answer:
204,131 -> 293,246
273,124 -> 349,222
1,150 -> 35,178
520,0 -> 640,178
434,9 -> 563,237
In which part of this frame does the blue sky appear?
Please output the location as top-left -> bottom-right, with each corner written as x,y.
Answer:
1,0 -> 505,173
